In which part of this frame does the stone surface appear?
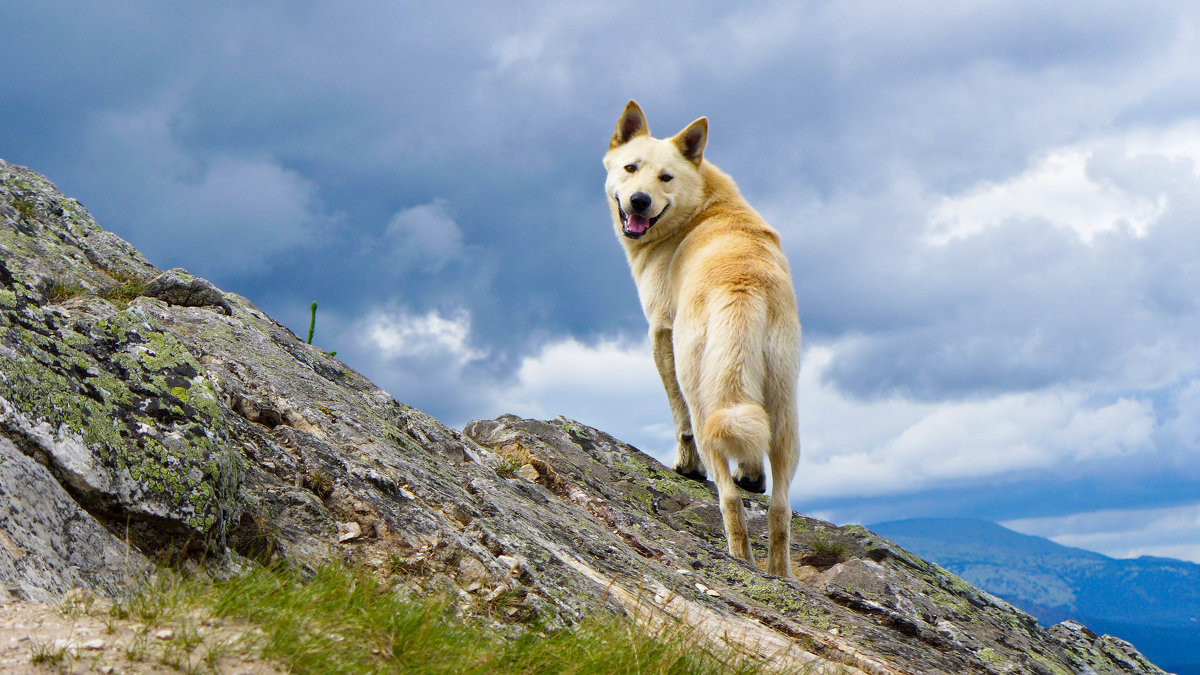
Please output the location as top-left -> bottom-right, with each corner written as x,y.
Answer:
0,435 -> 148,602
0,158 -> 1170,674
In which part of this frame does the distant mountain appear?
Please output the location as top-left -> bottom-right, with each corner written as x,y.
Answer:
871,518 -> 1200,675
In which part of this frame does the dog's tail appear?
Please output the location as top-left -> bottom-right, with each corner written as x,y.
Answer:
703,402 -> 770,464
699,292 -> 771,465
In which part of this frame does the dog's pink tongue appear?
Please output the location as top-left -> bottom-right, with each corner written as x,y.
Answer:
626,214 -> 650,234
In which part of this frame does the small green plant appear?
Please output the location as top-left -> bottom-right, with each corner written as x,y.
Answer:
13,197 -> 36,218
124,629 -> 150,662
305,469 -> 334,499
56,588 -> 97,618
29,639 -> 69,666
306,300 -> 337,357
100,271 -> 149,308
48,280 -> 87,303
808,536 -> 847,557
494,455 -> 524,478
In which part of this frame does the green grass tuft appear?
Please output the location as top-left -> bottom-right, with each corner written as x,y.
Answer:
13,197 -> 36,218
48,280 -> 87,303
100,270 -> 150,308
104,562 -> 771,675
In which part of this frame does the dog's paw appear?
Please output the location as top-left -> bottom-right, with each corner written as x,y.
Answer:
735,473 -> 766,494
674,464 -> 708,483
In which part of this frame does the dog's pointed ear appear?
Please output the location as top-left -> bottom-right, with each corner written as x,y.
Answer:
611,100 -> 649,149
673,117 -> 707,166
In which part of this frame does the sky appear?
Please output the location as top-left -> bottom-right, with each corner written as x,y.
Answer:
2,1 -> 1199,562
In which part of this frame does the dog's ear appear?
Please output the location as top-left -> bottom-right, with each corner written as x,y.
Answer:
611,100 -> 649,148
673,117 -> 707,166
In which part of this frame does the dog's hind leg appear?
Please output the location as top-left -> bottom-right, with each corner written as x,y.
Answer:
703,403 -> 770,564
701,439 -> 755,563
766,421 -> 798,578
764,326 -> 801,578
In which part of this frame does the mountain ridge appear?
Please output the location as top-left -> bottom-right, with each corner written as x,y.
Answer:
871,517 -> 1200,674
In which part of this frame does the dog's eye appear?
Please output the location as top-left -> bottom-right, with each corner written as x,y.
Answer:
659,173 -> 673,182
624,164 -> 637,173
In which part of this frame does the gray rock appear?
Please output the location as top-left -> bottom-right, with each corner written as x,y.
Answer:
0,434 -> 149,601
143,267 -> 233,315
0,157 -> 1171,674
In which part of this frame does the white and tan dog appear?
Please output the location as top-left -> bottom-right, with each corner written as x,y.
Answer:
604,101 -> 801,577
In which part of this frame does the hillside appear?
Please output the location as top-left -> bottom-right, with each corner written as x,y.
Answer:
872,518 -> 1200,674
0,157 -> 1171,673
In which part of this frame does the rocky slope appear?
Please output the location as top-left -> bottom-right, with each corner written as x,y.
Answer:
0,158 -> 1171,674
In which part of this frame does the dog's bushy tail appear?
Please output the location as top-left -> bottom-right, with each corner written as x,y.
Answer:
703,402 -> 770,464
699,291 -> 771,465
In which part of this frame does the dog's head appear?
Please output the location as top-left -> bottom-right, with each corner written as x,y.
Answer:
603,100 -> 707,242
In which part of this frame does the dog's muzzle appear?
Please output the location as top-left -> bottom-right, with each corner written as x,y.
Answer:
616,196 -> 668,239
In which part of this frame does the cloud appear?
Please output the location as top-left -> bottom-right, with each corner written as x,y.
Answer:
1004,502 -> 1200,563
383,199 -> 465,270
76,98 -> 330,277
795,344 -> 1160,502
321,303 -> 497,428
363,305 -> 484,365
927,122 -> 1200,246
785,120 -> 1200,404
486,337 -> 676,460
926,147 -> 1165,245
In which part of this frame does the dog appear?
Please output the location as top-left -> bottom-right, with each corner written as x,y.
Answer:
604,101 -> 801,577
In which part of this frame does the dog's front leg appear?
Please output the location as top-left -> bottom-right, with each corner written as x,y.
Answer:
651,327 -> 705,481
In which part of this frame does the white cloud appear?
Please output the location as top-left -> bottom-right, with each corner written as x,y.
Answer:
926,121 -> 1200,246
383,199 -> 464,270
793,342 -> 1158,502
487,337 -> 676,460
1004,502 -> 1200,563
363,305 -> 484,366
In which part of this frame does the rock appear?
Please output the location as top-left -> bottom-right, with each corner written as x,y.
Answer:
0,433 -> 149,601
337,521 -> 362,542
142,267 -> 233,315
0,158 -> 1171,674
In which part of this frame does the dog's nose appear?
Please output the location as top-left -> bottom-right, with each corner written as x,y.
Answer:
630,192 -> 652,213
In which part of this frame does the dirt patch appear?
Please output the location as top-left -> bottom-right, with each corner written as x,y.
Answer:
0,597 -> 281,674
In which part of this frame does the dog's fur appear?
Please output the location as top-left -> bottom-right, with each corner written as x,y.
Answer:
604,101 -> 801,577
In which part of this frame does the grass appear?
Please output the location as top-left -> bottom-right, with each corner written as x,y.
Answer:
100,269 -> 149,308
13,197 -> 36,218
48,280 -> 87,303
494,454 -> 525,478
78,562 -> 772,675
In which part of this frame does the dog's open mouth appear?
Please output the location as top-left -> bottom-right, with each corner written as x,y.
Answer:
617,199 -> 668,239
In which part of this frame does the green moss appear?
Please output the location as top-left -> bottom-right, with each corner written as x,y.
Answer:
0,301 -> 241,547
978,647 -> 1003,666
712,561 -> 836,627
1028,653 -> 1073,675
